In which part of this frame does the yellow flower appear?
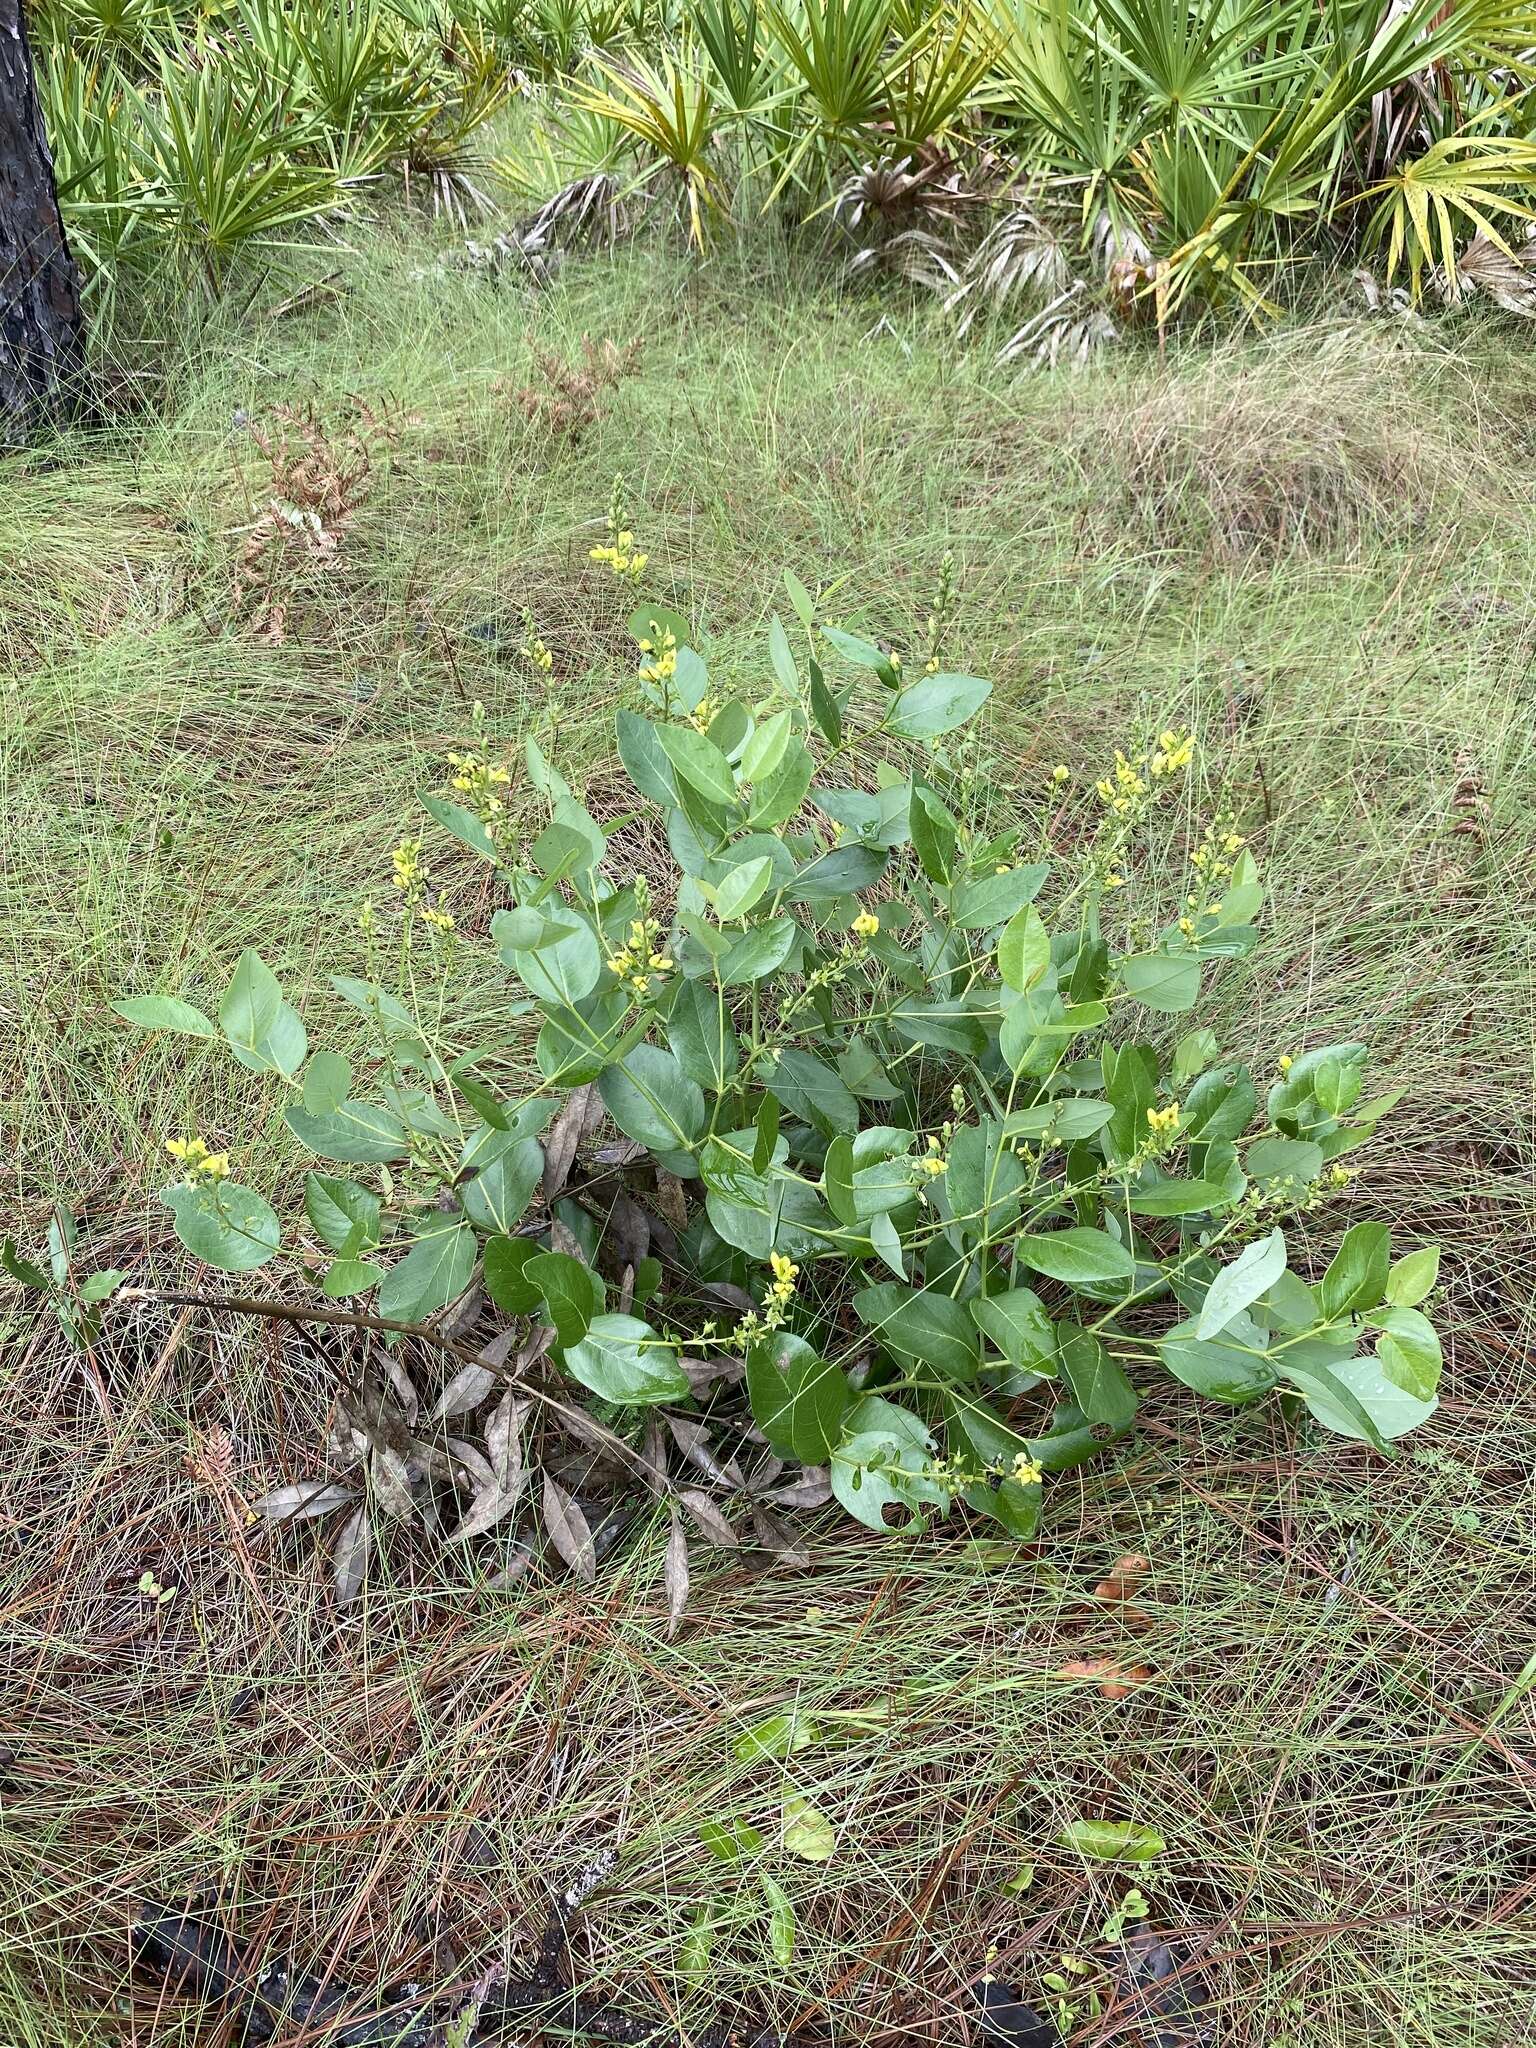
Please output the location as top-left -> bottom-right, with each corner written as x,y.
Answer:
1051,764 -> 1070,785
166,1136 -> 231,1184
1277,1054 -> 1293,1075
1011,1454 -> 1045,1488
770,1253 -> 799,1287
852,910 -> 880,939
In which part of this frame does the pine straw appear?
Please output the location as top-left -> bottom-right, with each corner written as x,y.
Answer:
2,1268 -> 1532,2048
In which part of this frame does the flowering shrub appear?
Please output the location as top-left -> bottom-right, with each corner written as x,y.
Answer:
105,575 -> 1445,1546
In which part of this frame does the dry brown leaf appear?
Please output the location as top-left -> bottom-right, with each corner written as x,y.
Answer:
676,1487 -> 739,1549
430,1359 -> 496,1420
665,1416 -> 744,1489
253,1479 -> 357,1524
1094,1552 -> 1149,1602
542,1084 -> 599,1203
332,1505 -> 370,1608
766,1469 -> 834,1511
664,1510 -> 690,1637
750,1505 -> 812,1567
541,1474 -> 596,1582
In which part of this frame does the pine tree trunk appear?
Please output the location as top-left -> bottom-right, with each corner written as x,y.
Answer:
0,0 -> 85,430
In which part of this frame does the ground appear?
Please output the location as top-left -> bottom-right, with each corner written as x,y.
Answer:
1,221 -> 1533,2048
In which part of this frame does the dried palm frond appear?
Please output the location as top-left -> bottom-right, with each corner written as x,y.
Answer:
996,281 -> 1118,372
1456,230 -> 1536,318
832,152 -> 977,285
945,196 -> 1071,333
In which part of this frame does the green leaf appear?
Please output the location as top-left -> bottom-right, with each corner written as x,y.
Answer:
322,1258 -> 383,1299
1385,1246 -> 1440,1309
944,1120 -> 1027,1239
462,1140 -> 543,1235
1276,1350 -> 1403,1452
1374,1307 -> 1443,1402
830,1396 -> 946,1529
761,1873 -> 796,1966
1016,1228 -> 1133,1287
302,1049 -> 352,1117
746,1331 -> 851,1463
304,1173 -> 381,1256
954,866 -> 1049,932
1197,1228 -> 1287,1339
419,791 -> 497,861
377,1220 -> 475,1321
1,1240 -> 50,1289
1119,950 -> 1201,1014
599,1044 -> 706,1152
526,1249 -> 602,1347
822,624 -> 887,671
885,671 -> 991,739
220,949 -> 307,1076
908,780 -> 956,884
78,1269 -> 124,1303
782,1797 -> 836,1863
854,1283 -> 980,1382
1247,1136 -> 1324,1185
495,905 -> 601,1008
1057,1325 -> 1137,1428
747,739 -> 815,827
721,915 -> 799,986
656,724 -> 737,807
666,980 -> 741,1092
970,1289 -> 1058,1374
752,1092 -> 780,1173
1159,1316 -> 1275,1403
113,995 -> 217,1038
784,844 -> 886,903
1318,1221 -> 1391,1319
484,1234 -> 542,1315
822,1133 -> 858,1227
715,855 -> 775,922
743,707 -> 793,785
735,1707 -> 819,1762
161,1183 -> 280,1273
808,662 -> 842,745
563,1313 -> 690,1405
615,709 -> 680,805
1126,1176 -> 1229,1216
285,1101 -> 408,1164
700,1815 -> 765,1859
869,1209 -> 906,1279
1056,1819 -> 1165,1863
998,904 -> 1051,993
765,1048 -> 859,1137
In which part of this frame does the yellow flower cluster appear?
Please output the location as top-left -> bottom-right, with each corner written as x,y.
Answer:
589,473 -> 647,581
638,626 -> 677,686
166,1135 -> 230,1184
766,1252 -> 799,1318
606,913 -> 673,998
1095,749 -> 1149,816
519,607 -> 553,673
1150,727 -> 1195,777
446,749 -> 512,826
392,834 -> 427,906
851,910 -> 880,940
688,691 -> 721,734
422,904 -> 455,935
1146,1101 -> 1181,1137
1179,815 -> 1246,936
919,1134 -> 948,1179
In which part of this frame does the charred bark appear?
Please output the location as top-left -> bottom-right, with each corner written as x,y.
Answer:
0,0 -> 85,430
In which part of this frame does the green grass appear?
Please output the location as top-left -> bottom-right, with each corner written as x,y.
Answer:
2,219 -> 1534,2048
